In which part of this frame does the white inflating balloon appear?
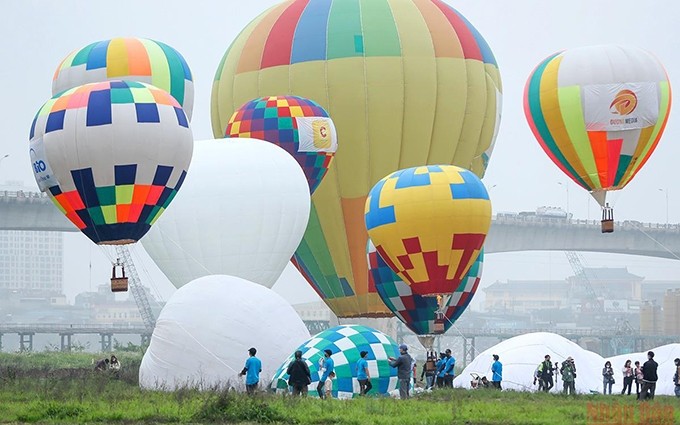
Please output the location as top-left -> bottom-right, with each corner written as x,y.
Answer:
606,343 -> 680,396
141,138 -> 310,288
454,332 -> 605,393
139,275 -> 310,390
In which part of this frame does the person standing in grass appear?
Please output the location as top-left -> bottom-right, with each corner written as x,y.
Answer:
621,360 -> 634,395
239,347 -> 262,395
560,357 -> 576,395
640,351 -> 658,401
443,349 -> 456,388
287,350 -> 311,397
436,352 -> 446,388
317,349 -> 334,399
356,351 -> 372,395
324,371 -> 335,399
673,358 -> 680,397
634,360 -> 644,399
602,361 -> 614,395
491,354 -> 502,390
389,344 -> 414,399
539,355 -> 555,392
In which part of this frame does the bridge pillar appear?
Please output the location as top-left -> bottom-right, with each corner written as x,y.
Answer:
60,333 -> 73,352
100,333 -> 113,352
141,333 -> 152,347
19,333 -> 34,352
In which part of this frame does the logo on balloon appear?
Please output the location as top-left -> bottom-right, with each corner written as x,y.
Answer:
312,119 -> 331,149
609,89 -> 638,115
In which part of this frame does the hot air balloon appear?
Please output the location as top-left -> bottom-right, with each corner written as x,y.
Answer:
270,325 -> 399,398
524,45 -> 671,233
368,239 -> 483,347
29,80 -> 193,246
364,165 -> 491,320
226,95 -> 337,194
53,37 -> 194,120
212,0 -> 502,318
141,139 -> 311,289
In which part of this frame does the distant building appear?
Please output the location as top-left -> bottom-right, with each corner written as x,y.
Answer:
0,230 -> 63,295
483,279 -> 569,313
0,182 -> 63,297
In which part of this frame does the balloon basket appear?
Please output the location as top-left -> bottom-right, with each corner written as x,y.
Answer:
601,203 -> 614,233
111,259 -> 129,292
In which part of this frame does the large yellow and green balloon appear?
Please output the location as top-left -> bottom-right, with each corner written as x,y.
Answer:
212,0 -> 502,317
524,45 -> 671,206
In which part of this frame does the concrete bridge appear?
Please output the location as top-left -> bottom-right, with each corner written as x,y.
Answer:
0,323 -> 151,352
3,190 -> 680,259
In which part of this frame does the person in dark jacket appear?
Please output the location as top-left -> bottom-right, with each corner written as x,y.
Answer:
286,350 -> 311,396
602,361 -> 614,395
539,355 -> 555,392
420,352 -> 437,390
640,351 -> 658,401
673,357 -> 680,397
389,344 -> 414,399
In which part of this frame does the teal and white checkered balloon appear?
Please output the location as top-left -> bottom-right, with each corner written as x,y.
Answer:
270,325 -> 399,398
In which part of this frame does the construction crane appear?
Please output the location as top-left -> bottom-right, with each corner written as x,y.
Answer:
114,245 -> 156,332
564,251 -> 604,314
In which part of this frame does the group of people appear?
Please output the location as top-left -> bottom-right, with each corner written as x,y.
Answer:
93,354 -> 121,375
241,345 -> 680,399
419,349 -> 457,390
533,354 -> 576,395
604,351 -> 680,399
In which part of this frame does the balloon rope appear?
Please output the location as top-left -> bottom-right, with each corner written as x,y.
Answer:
633,224 -> 680,260
152,226 -> 213,275
128,244 -> 164,305
166,319 -> 239,374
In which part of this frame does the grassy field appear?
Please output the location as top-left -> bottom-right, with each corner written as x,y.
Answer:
0,352 -> 677,424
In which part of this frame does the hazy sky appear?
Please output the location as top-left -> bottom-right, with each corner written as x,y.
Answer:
2,1 -> 680,308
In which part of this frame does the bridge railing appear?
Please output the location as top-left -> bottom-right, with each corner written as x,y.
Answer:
493,215 -> 680,232
0,190 -> 50,204
451,327 -> 680,339
0,323 -> 148,333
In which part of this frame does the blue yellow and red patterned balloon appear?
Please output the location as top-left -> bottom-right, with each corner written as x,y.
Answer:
368,239 -> 484,336
29,80 -> 193,245
365,165 -> 491,298
225,95 -> 337,194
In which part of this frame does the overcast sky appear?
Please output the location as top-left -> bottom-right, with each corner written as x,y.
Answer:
1,0 -> 680,308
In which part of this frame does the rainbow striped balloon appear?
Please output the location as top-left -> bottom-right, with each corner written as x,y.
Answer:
213,0 -> 501,318
524,45 -> 671,206
53,38 -> 194,120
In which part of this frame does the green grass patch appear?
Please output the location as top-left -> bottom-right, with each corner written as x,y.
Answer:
0,353 -> 677,424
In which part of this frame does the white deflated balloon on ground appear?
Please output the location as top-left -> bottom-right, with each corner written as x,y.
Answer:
139,275 -> 310,390
141,138 -> 310,288
454,332 -> 606,393
606,343 -> 680,396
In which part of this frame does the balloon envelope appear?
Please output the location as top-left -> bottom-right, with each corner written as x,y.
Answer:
212,0 -> 502,317
226,95 -> 337,194
29,80 -> 193,245
53,37 -> 194,120
270,325 -> 399,399
139,275 -> 310,390
524,45 -> 671,205
365,165 -> 491,298
369,239 -> 484,336
141,138 -> 310,288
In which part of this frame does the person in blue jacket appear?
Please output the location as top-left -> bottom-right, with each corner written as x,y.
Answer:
317,349 -> 334,399
239,347 -> 262,395
443,349 -> 456,388
356,350 -> 372,395
435,352 -> 446,388
491,354 -> 503,390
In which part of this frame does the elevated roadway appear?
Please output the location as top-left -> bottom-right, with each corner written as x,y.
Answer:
3,190 -> 680,259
